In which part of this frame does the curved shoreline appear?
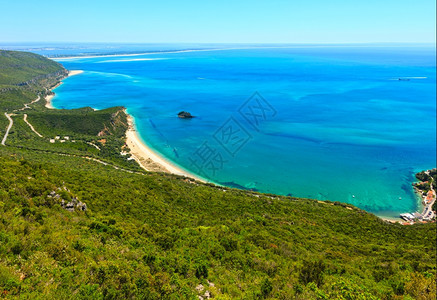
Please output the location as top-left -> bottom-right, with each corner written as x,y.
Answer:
45,70 -> 84,109
45,69 -> 206,183
44,68 -> 433,223
125,112 -> 208,183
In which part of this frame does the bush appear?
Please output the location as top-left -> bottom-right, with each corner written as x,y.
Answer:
299,260 -> 326,287
261,278 -> 273,297
195,263 -> 208,279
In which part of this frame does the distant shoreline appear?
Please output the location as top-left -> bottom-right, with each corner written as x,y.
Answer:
49,47 -> 287,60
50,49 -> 219,60
46,44 -> 420,61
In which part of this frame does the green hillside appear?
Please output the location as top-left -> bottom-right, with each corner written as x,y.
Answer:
0,50 -> 67,119
0,50 -> 435,299
0,50 -> 64,87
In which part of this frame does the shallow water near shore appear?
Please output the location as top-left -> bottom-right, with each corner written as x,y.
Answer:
51,45 -> 436,217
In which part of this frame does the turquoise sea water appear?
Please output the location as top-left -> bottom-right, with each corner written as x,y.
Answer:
51,46 -> 436,217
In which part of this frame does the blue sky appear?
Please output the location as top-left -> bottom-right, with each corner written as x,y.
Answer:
1,0 -> 435,43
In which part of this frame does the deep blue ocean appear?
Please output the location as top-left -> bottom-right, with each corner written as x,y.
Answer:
45,45 -> 435,217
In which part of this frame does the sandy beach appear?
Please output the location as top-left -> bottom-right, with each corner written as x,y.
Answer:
45,70 -> 83,108
69,70 -> 84,76
125,112 -> 207,182
45,88 -> 58,109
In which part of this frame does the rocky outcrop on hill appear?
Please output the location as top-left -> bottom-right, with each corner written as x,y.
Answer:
47,186 -> 87,212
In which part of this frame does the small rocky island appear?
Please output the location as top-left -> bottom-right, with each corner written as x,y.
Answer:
178,111 -> 195,119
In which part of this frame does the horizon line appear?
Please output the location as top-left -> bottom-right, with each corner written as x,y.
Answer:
1,41 -> 436,45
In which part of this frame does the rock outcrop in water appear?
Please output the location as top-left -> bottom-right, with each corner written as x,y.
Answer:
178,111 -> 194,119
